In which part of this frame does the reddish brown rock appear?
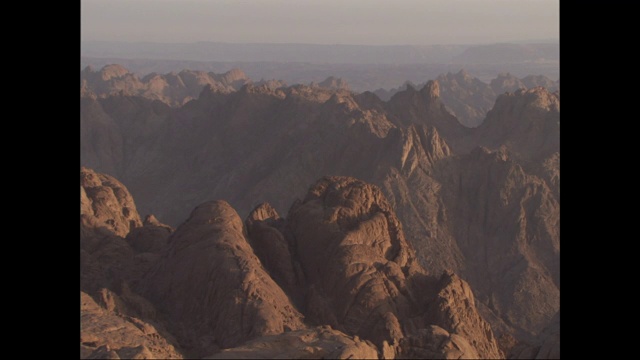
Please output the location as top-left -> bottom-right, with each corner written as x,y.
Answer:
81,291 -> 182,359
81,166 -> 142,239
386,80 -> 471,145
126,215 -> 173,253
420,272 -> 502,357
81,167 -> 172,292
207,326 -> 379,359
285,176 -> 503,358
435,147 -> 559,338
81,167 -> 181,357
143,200 -> 305,357
472,87 -> 560,160
81,167 -> 140,293
80,168 -> 508,358
398,325 -> 480,359
245,203 -> 303,302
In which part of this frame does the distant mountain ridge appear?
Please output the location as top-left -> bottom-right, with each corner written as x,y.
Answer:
82,41 -> 558,65
81,64 -> 349,107
81,40 -> 558,93
81,64 -> 251,106
82,64 -> 559,129
82,56 -> 559,93
374,70 -> 559,127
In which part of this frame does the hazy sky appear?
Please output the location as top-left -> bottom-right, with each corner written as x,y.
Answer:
81,0 -> 559,45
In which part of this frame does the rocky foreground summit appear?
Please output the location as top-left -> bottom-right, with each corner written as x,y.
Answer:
81,167 -> 505,359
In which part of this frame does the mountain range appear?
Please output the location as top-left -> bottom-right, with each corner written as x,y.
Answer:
80,64 -> 559,358
81,65 -> 558,127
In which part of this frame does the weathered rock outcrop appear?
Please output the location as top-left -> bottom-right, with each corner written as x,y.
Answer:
81,291 -> 182,359
286,177 -> 420,346
81,166 -> 142,238
81,168 -> 507,358
283,176 -> 502,358
81,167 -> 182,358
143,200 -> 305,357
386,80 -> 472,145
81,167 -> 142,293
244,203 -> 304,302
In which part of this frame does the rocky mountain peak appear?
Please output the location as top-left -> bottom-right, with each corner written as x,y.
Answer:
143,214 -> 162,226
182,200 -> 245,233
456,68 -> 470,79
286,175 -> 502,357
317,76 -> 350,90
236,83 -> 286,100
197,83 -> 224,100
521,75 -> 559,91
144,199 -> 305,356
99,64 -> 131,81
254,78 -> 288,90
81,166 -> 142,238
482,86 -> 560,142
515,86 -> 560,112
487,86 -> 558,121
490,72 -> 526,94
420,80 -> 440,100
247,202 -> 281,223
325,92 -> 360,113
219,68 -> 249,84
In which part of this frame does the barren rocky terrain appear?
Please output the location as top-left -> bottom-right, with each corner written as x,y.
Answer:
80,65 -> 559,358
81,168 -> 505,358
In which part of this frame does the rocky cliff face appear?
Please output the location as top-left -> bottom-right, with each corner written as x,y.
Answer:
81,68 -> 559,357
434,147 -> 559,340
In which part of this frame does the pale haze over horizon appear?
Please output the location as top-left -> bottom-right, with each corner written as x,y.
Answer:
81,0 -> 559,46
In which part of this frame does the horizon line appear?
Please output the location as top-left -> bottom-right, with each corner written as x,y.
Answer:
80,39 -> 560,47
